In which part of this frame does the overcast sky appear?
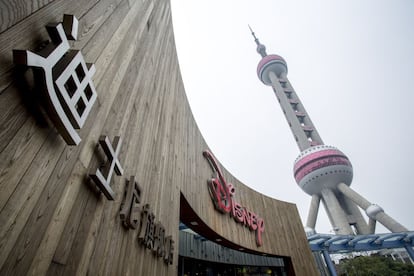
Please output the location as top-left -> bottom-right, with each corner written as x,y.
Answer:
170,0 -> 414,234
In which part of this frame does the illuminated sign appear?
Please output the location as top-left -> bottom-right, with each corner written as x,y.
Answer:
13,14 -> 97,145
203,150 -> 265,247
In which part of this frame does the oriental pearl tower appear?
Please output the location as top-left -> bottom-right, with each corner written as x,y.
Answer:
250,27 -> 408,235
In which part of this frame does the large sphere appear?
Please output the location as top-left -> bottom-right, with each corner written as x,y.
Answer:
293,145 -> 353,195
257,54 -> 287,85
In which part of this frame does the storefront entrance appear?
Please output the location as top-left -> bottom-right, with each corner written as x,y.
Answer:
178,256 -> 285,276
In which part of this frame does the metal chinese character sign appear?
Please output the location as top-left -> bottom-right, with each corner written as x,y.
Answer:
90,136 -> 123,200
120,176 -> 142,229
135,205 -> 174,265
120,180 -> 175,265
13,14 -> 97,145
203,150 -> 265,247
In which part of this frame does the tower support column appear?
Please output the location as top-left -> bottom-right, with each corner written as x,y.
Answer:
337,183 -> 408,233
321,188 -> 353,235
306,194 -> 320,229
340,195 -> 370,234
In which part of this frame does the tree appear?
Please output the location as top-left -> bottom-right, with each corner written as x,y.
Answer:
337,255 -> 414,276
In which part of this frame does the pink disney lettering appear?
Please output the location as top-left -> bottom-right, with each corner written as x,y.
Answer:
203,150 -> 265,247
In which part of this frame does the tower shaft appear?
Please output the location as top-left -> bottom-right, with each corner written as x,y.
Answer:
268,71 -> 323,151
267,68 -> 369,235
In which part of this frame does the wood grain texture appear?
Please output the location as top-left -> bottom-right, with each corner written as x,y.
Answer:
0,0 -> 55,33
0,0 -> 318,275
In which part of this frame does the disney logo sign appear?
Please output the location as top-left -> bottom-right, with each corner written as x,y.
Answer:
203,150 -> 265,247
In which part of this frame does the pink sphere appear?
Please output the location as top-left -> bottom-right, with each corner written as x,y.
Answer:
293,145 -> 353,195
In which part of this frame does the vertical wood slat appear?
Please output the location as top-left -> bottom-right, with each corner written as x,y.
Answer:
0,0 -> 104,92
0,0 -> 55,33
0,0 -> 128,227
0,0 -> 137,271
26,2 -> 156,275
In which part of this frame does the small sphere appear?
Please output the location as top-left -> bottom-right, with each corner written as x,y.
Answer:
293,145 -> 353,195
366,204 -> 384,219
257,54 -> 287,85
257,44 -> 266,55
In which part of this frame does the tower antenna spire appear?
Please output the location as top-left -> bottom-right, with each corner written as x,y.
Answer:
248,25 -> 257,40
248,25 -> 267,57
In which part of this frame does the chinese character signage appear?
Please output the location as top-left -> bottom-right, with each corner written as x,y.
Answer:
120,176 -> 174,265
90,136 -> 123,200
12,14 -> 174,267
120,176 -> 142,229
13,14 -> 97,145
203,150 -> 265,247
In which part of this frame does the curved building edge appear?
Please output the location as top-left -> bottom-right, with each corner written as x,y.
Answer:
0,1 -> 317,275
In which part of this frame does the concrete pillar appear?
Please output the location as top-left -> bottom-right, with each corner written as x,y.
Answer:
306,194 -> 320,229
374,212 -> 408,233
337,183 -> 408,233
340,195 -> 370,234
337,183 -> 370,209
321,188 -> 353,235
367,218 -> 376,234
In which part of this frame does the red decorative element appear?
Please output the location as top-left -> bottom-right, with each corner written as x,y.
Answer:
294,157 -> 350,182
203,150 -> 232,213
294,149 -> 346,172
203,150 -> 265,247
293,149 -> 352,182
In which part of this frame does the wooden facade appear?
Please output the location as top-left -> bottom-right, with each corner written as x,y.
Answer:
0,0 -> 318,275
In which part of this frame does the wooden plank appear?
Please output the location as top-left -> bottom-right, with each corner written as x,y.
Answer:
0,0 -> 55,33
47,170 -> 100,276
115,61 -> 157,276
49,172 -> 92,266
26,1 -> 155,274
80,0 -> 131,63
0,0 -> 127,156
59,18 -> 151,275
52,2 -> 154,273
0,1 -> 131,270
84,7 -> 164,276
0,144 -> 83,276
72,0 -> 125,51
0,117 -> 50,212
0,0 -> 101,93
78,0 -> 154,167
0,130 -> 64,269
0,82 -> 30,154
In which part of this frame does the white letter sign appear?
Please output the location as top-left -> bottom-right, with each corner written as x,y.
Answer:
13,14 -> 97,145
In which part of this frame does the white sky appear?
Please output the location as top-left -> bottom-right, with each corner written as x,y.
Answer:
170,0 -> 414,234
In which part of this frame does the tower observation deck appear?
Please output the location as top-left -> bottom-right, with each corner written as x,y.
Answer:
250,27 -> 408,235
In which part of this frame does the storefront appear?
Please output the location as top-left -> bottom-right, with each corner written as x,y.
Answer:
178,225 -> 287,276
